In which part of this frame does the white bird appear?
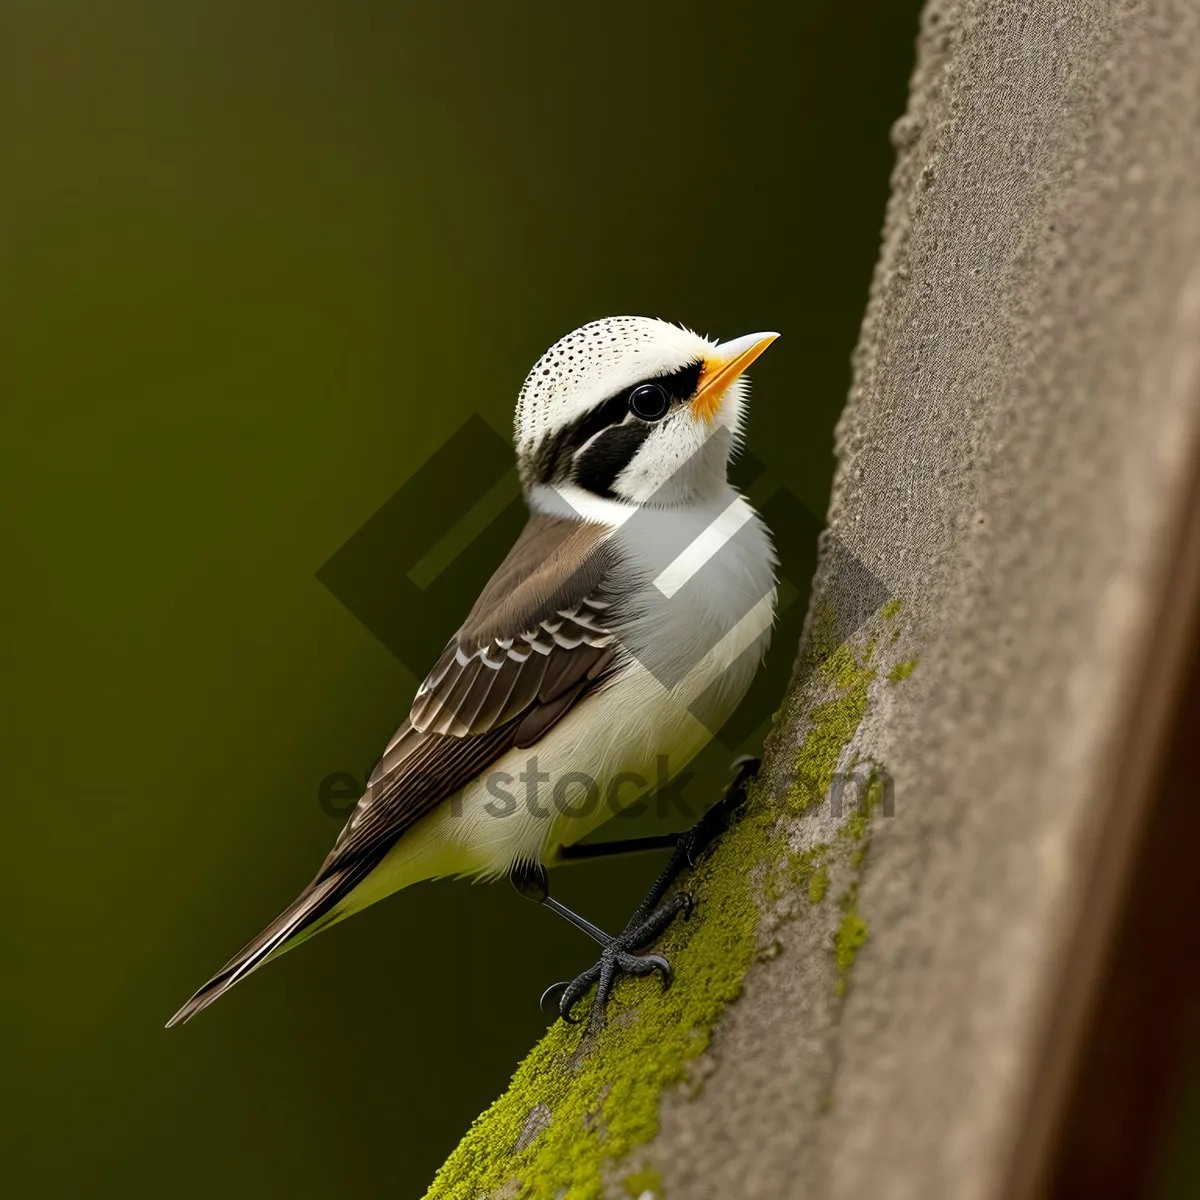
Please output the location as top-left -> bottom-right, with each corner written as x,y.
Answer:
168,317 -> 778,1029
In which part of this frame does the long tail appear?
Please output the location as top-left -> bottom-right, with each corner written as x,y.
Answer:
166,867 -> 364,1027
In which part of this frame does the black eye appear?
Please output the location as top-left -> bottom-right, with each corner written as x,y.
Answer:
628,382 -> 671,422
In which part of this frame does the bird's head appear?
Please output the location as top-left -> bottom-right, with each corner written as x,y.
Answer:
515,317 -> 777,512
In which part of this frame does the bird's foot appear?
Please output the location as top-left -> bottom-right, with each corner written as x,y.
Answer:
534,755 -> 760,1033
540,891 -> 693,1033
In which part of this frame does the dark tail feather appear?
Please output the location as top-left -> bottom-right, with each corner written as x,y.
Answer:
166,870 -> 356,1027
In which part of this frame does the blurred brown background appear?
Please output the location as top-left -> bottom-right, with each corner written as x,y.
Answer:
4,2 -> 1194,1196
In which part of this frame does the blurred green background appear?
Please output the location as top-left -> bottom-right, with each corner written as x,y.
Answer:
6,1 -> 1105,1196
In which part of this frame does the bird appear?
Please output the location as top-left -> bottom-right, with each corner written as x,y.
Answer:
167,316 -> 779,1029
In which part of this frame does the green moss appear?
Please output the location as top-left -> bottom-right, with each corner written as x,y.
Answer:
823,636 -> 876,692
786,842 -> 828,890
887,657 -> 918,684
426,622 -> 883,1199
623,1166 -> 664,1197
828,773 -> 887,995
806,601 -> 840,664
786,639 -> 875,815
808,862 -> 829,905
843,807 -> 867,842
759,867 -> 784,907
833,903 -> 868,997
843,775 -> 885,843
880,599 -> 902,621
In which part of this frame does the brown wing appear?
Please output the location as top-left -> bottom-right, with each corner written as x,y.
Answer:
315,512 -> 622,880
407,511 -> 618,742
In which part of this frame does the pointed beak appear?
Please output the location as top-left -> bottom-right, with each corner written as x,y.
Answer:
690,332 -> 780,423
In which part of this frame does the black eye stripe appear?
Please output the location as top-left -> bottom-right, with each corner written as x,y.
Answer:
572,424 -> 653,499
526,358 -> 705,488
569,360 -> 703,445
570,389 -> 635,450
647,359 -> 704,404
579,361 -> 702,437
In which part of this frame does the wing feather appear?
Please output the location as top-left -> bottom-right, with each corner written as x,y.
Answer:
323,512 -> 624,882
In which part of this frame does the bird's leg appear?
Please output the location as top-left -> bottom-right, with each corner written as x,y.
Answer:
510,861 -> 613,948
557,832 -> 681,861
537,755 -> 760,1033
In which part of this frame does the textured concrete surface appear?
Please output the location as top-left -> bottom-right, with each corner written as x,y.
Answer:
649,3 -> 1200,1197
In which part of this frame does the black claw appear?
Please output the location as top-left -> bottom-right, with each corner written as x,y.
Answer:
539,981 -> 569,1014
640,953 -> 673,989
559,979 -> 590,1024
568,964 -> 603,1020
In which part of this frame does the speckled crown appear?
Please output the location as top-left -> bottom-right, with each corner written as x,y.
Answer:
514,316 -> 713,452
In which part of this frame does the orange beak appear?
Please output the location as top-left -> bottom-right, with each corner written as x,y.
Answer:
690,332 -> 780,423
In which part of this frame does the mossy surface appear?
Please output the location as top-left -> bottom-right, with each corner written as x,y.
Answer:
888,657 -> 918,684
621,1166 -> 663,1197
786,634 -> 876,816
808,861 -> 830,905
828,771 -> 887,997
843,774 -> 886,843
425,625 -> 881,1199
833,901 -> 868,997
785,842 -> 830,903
